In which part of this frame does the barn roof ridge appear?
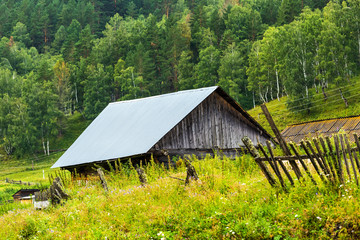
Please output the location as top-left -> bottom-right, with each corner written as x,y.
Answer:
109,86 -> 219,105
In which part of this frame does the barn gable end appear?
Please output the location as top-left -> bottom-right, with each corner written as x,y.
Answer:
154,91 -> 268,152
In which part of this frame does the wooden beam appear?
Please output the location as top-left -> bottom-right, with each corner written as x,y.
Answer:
261,104 -> 302,179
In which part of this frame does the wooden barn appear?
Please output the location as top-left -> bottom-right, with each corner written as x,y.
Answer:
281,115 -> 360,143
52,86 -> 272,173
12,189 -> 39,203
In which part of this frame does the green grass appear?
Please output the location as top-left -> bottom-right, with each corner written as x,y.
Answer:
248,76 -> 360,133
0,155 -> 359,239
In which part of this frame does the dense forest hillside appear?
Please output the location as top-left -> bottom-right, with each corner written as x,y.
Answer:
0,0 -> 359,157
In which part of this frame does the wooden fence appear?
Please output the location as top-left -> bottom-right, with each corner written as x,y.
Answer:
5,178 -> 35,186
242,133 -> 360,190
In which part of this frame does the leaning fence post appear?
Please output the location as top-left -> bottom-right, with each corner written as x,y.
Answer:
339,134 -> 351,181
289,142 -> 317,185
261,104 -> 302,179
333,135 -> 344,183
184,159 -> 199,185
258,143 -> 284,188
136,167 -> 148,186
300,140 -> 325,182
344,135 -> 358,185
97,168 -> 109,192
267,140 -> 294,186
242,136 -> 277,187
353,134 -> 360,175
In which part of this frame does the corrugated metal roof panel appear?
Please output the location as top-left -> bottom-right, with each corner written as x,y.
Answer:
328,118 -> 347,133
52,86 -> 218,168
281,115 -> 360,143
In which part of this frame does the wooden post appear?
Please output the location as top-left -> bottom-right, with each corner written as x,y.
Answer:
321,136 -> 337,180
266,140 -> 294,186
136,167 -> 148,186
306,140 -> 328,177
344,135 -> 358,185
258,143 -> 284,188
97,168 -> 109,192
339,134 -> 351,180
353,133 -> 360,173
300,141 -> 325,182
313,138 -> 331,178
242,136 -> 277,187
50,177 -> 69,205
333,135 -> 344,183
184,159 -> 198,185
289,142 -> 317,185
261,104 -> 302,179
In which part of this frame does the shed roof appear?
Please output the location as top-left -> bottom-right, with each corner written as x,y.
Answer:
52,86 -> 271,169
12,189 -> 39,198
281,115 -> 360,143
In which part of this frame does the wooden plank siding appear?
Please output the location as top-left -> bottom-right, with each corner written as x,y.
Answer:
153,92 -> 269,150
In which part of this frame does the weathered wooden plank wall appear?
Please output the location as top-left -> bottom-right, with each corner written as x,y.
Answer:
154,92 -> 269,150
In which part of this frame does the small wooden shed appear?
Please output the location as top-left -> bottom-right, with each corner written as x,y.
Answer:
281,115 -> 360,143
52,86 -> 272,173
12,189 -> 39,203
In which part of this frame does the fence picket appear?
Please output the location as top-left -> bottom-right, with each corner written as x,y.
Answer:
266,140 -> 294,186
339,134 -> 352,181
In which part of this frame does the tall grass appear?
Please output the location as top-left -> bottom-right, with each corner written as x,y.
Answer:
1,155 -> 359,239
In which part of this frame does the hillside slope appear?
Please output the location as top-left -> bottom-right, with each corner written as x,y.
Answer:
248,76 -> 360,134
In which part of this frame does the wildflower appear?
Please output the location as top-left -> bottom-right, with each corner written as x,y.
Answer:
316,216 -> 322,221
157,231 -> 165,237
295,214 -> 298,218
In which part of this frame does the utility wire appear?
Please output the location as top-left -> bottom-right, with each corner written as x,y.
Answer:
267,92 -> 360,115
261,84 -> 360,111
261,83 -> 360,108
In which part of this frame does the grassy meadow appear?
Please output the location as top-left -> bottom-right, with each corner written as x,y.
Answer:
1,155 -> 360,239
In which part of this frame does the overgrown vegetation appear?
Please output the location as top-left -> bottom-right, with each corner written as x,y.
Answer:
1,155 -> 360,239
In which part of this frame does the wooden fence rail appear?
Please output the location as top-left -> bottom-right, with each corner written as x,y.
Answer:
242,133 -> 360,190
5,178 -> 35,186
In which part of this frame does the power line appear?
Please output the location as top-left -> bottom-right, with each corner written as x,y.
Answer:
268,92 -> 360,115
262,83 -> 360,108
262,84 -> 360,111
285,86 -> 360,111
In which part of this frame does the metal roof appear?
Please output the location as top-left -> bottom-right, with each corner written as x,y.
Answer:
281,115 -> 360,143
52,87 -> 218,168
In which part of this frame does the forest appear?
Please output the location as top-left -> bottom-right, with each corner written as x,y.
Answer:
0,0 -> 359,157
